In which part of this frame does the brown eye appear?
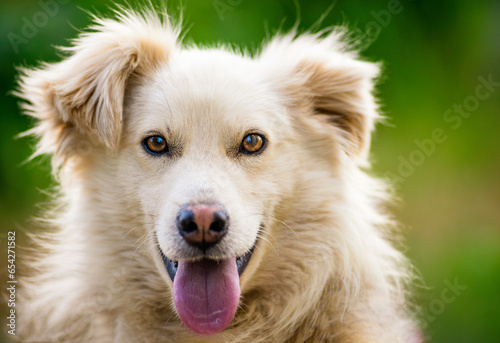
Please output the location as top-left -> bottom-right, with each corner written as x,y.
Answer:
143,135 -> 169,155
240,134 -> 266,154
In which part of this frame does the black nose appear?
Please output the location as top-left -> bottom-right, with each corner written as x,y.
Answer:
176,203 -> 229,251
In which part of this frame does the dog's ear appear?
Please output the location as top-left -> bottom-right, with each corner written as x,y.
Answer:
16,10 -> 178,167
260,31 -> 380,159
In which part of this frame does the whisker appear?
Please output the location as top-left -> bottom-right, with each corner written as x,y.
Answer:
267,216 -> 300,240
133,231 -> 156,253
256,232 -> 278,256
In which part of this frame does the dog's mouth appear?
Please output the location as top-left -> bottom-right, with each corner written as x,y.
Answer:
160,248 -> 254,282
156,235 -> 257,336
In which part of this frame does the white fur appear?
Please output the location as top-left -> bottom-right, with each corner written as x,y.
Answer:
15,7 -> 420,343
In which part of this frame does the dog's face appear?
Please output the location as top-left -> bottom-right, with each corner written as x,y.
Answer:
119,50 -> 301,333
123,50 -> 289,263
17,11 -> 380,336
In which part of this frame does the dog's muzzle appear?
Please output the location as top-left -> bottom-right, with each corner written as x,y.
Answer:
155,207 -> 259,336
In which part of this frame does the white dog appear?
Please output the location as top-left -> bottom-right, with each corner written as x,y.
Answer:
15,7 -> 421,343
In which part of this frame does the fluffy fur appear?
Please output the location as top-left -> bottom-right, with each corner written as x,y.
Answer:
15,7 -> 420,343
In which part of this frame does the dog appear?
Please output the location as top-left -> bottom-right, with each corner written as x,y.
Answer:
15,7 -> 421,343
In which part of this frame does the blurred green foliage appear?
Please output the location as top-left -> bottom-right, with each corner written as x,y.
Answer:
1,0 -> 499,342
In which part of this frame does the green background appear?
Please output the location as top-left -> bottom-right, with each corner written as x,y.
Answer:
1,0 -> 499,341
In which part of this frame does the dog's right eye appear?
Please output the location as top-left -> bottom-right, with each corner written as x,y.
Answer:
143,135 -> 169,155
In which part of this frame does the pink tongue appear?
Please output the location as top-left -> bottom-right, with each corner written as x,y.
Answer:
173,259 -> 240,335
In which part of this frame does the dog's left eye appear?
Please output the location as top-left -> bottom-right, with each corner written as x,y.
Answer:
240,134 -> 266,154
143,135 -> 169,155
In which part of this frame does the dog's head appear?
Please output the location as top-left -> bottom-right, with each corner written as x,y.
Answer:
17,10 -> 379,336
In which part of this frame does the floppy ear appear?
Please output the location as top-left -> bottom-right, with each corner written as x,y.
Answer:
16,10 -> 178,168
260,31 -> 380,159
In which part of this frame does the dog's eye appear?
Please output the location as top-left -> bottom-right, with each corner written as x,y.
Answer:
143,135 -> 169,155
240,134 -> 265,154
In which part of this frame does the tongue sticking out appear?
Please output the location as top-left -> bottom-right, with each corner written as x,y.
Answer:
173,258 -> 240,335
